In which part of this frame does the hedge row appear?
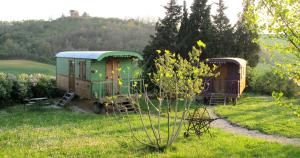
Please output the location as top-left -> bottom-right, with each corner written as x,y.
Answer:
0,73 -> 63,107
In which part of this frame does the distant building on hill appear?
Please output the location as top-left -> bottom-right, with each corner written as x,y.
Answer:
82,12 -> 90,17
70,10 -> 79,17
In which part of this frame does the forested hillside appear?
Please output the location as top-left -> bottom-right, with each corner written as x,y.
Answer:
0,17 -> 155,63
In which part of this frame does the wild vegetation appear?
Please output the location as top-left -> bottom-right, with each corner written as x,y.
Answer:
246,65 -> 299,97
0,17 -> 155,63
143,0 -> 260,79
246,0 -> 300,85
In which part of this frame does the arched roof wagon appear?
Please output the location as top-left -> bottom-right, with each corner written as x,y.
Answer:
55,51 -> 144,104
203,57 -> 247,105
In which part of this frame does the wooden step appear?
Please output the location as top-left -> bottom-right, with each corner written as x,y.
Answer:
56,91 -> 75,107
209,93 -> 226,106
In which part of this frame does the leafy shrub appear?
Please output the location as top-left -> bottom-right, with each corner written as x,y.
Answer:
30,74 -> 63,98
11,74 -> 30,102
0,73 -> 62,107
247,69 -> 299,97
0,73 -> 14,106
245,66 -> 254,91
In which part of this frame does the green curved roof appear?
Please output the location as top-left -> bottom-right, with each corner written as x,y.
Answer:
56,51 -> 143,61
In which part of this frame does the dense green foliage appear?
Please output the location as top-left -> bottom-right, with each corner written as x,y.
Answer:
212,0 -> 234,58
0,60 -> 55,75
0,17 -> 155,63
0,73 -> 13,105
185,0 -> 214,58
0,73 -> 62,107
246,66 -> 299,97
215,94 -> 300,138
144,0 -> 260,78
0,105 -> 299,157
176,1 -> 190,59
143,0 -> 182,75
232,0 -> 260,66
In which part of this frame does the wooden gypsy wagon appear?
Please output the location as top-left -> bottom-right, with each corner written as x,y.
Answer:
55,51 -> 144,111
202,57 -> 247,105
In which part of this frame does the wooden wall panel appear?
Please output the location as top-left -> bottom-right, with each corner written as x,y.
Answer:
75,79 -> 91,99
57,75 -> 69,91
240,76 -> 246,95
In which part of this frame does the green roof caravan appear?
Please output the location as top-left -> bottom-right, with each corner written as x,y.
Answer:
55,51 -> 144,110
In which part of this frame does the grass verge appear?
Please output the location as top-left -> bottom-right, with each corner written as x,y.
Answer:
215,93 -> 300,138
0,60 -> 55,75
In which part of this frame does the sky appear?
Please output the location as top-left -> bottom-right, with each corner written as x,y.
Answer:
0,0 -> 243,24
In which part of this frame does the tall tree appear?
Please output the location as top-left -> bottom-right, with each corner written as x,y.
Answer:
176,0 -> 190,58
187,0 -> 214,58
212,0 -> 234,57
233,0 -> 259,67
143,0 -> 182,75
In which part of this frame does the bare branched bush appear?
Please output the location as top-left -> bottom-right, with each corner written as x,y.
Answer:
108,40 -> 218,151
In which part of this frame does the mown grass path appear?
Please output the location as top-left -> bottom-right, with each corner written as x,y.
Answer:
215,94 -> 300,138
208,107 -> 300,146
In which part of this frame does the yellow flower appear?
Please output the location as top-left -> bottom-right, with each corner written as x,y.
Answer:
165,50 -> 171,55
118,80 -> 123,86
166,72 -> 173,78
133,81 -> 138,87
197,40 -> 206,48
193,69 -> 199,75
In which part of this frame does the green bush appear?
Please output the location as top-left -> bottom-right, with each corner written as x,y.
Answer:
0,73 -> 14,106
0,73 -> 62,107
30,75 -> 54,98
247,69 -> 299,97
11,74 -> 30,102
245,66 -> 254,91
28,74 -> 65,98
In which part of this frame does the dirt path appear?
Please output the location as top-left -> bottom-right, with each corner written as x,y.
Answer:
208,107 -> 300,146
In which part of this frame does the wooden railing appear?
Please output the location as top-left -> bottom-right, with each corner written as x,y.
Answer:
205,79 -> 240,95
92,78 -> 144,99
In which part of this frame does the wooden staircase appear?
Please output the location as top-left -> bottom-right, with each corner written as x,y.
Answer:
209,93 -> 226,106
56,91 -> 75,107
109,96 -> 137,114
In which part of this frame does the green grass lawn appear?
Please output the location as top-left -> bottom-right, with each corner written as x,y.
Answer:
215,94 -> 300,138
0,105 -> 299,157
0,60 -> 55,76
